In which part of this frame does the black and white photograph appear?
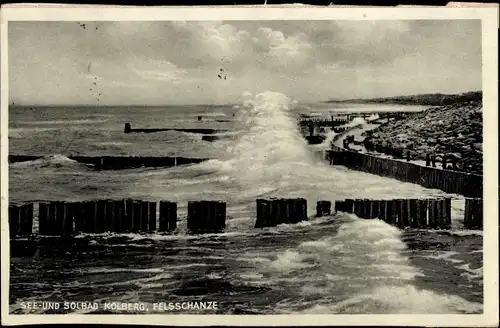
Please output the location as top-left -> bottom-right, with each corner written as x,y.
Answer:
1,6 -> 498,327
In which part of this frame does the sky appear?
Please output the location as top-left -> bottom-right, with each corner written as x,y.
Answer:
9,20 -> 482,106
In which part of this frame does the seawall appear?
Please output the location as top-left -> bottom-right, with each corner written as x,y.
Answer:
326,147 -> 482,198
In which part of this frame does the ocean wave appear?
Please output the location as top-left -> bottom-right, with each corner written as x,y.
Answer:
300,285 -> 483,314
10,154 -> 89,170
187,112 -> 227,117
447,230 -> 483,237
455,263 -> 483,280
17,119 -> 109,125
87,267 -> 164,274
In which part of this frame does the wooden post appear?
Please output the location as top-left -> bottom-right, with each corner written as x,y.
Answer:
125,199 -> 134,232
71,202 -> 82,234
353,199 -> 361,217
18,204 -> 29,236
418,199 -> 428,228
344,199 -> 354,213
334,200 -> 344,213
268,199 -> 279,227
371,200 -> 379,219
61,202 -> 74,236
46,202 -> 56,235
360,199 -> 367,218
8,205 -> 20,238
255,199 -> 268,229
204,201 -> 215,231
393,199 -> 404,228
362,199 -> 371,219
466,198 -> 483,229
277,199 -> 289,224
54,201 -> 66,236
284,199 -> 295,223
476,199 -> 483,229
435,199 -> 444,229
104,200 -> 113,232
96,200 -> 107,233
107,201 -> 116,232
112,200 -> 124,233
38,203 -> 49,235
132,200 -> 142,233
428,199 -> 437,229
297,198 -> 308,222
148,202 -> 157,232
379,200 -> 386,221
389,199 -> 398,226
362,200 -> 370,219
440,198 -> 451,229
385,200 -> 394,225
367,200 -> 374,219
140,201 -> 149,232
316,201 -> 331,217
80,201 -> 89,233
88,201 -> 99,233
159,201 -> 177,232
409,199 -> 419,228
187,201 -> 200,232
464,198 -> 471,229
27,203 -> 35,235
215,201 -> 226,232
401,199 -> 410,228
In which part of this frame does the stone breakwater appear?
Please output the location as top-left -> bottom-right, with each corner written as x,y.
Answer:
362,101 -> 483,174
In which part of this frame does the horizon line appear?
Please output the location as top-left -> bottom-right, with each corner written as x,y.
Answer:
8,90 -> 483,108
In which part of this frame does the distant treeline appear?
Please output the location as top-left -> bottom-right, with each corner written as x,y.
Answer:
326,91 -> 482,106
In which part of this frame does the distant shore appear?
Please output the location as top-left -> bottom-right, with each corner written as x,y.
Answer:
325,91 -> 482,107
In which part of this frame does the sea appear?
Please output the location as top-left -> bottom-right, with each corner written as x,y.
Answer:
8,92 -> 483,314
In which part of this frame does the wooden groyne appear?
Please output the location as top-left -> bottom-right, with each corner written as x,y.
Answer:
318,198 -> 454,230
464,198 -> 483,229
8,197 -> 482,256
8,155 -> 209,170
124,123 -> 226,134
187,201 -> 226,233
255,198 -> 308,228
326,148 -> 482,198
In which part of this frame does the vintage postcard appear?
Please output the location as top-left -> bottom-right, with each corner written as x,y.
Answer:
1,5 -> 498,327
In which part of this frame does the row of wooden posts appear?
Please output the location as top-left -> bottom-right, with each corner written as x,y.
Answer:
316,198 -> 453,229
326,147 -> 483,198
255,198 -> 308,228
8,197 -> 483,238
8,200 -> 224,238
316,198 -> 482,229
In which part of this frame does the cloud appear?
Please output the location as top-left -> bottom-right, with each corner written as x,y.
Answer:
8,20 -> 482,105
130,59 -> 187,84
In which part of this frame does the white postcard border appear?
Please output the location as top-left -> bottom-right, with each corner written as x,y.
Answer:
0,5 -> 498,327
